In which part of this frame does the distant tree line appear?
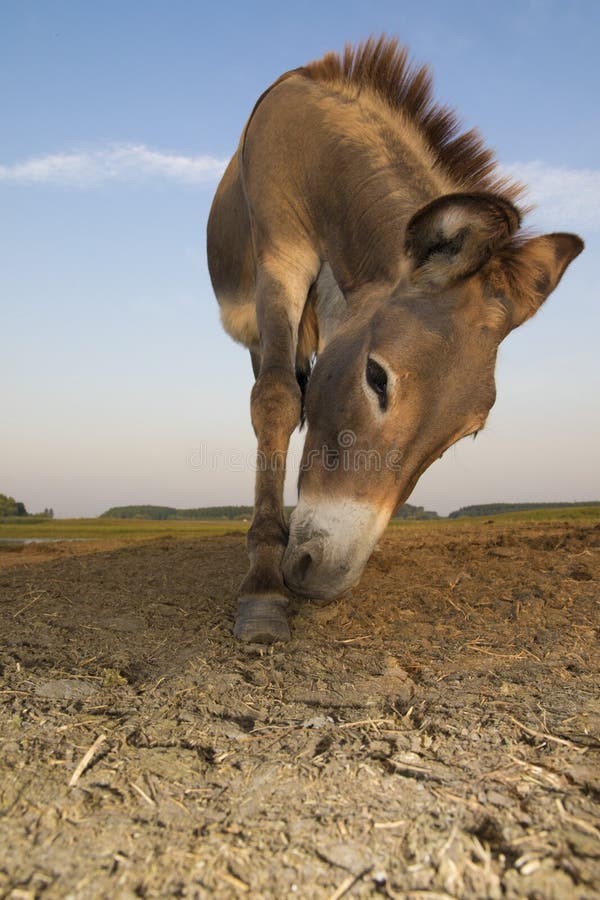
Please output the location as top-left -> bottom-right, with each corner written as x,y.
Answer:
101,505 -> 256,520
448,501 -> 600,518
100,500 -> 599,522
102,502 -> 440,521
393,503 -> 439,520
0,494 -> 27,517
0,493 -> 53,518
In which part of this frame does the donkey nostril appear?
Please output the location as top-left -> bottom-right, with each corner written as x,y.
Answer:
284,538 -> 323,591
297,552 -> 312,581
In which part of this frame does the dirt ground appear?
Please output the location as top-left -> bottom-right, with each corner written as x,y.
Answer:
1,519 -> 599,899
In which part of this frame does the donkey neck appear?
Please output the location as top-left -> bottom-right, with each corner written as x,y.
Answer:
315,93 -> 455,296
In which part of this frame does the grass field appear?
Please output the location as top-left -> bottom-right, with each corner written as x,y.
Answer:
1,505 -> 599,540
0,517 -> 248,540
467,504 -> 600,522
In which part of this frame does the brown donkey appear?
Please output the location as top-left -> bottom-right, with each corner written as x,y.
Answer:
207,37 -> 583,643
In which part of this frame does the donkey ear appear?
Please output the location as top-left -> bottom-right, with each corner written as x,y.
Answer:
405,192 -> 521,289
486,232 -> 584,332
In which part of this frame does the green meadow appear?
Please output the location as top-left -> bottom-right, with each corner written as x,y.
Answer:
473,504 -> 600,522
389,505 -> 600,525
0,517 -> 247,540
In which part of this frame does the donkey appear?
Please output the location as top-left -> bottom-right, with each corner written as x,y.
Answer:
207,37 -> 583,643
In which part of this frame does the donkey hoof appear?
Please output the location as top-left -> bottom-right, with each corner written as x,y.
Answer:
234,596 -> 291,643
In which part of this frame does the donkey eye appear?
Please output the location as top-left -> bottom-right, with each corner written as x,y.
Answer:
366,357 -> 388,410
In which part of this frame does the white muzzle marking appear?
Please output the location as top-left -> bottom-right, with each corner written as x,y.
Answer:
283,495 -> 389,599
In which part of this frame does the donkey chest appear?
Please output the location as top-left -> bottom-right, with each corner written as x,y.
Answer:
312,263 -> 348,351
219,298 -> 260,350
219,263 -> 348,356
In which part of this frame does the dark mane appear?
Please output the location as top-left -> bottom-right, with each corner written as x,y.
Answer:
301,36 -> 524,207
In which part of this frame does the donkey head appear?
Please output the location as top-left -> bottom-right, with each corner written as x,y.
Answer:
283,192 -> 583,600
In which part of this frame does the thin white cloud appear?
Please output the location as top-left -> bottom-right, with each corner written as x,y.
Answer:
0,143 -> 228,187
504,161 -> 600,231
0,146 -> 598,232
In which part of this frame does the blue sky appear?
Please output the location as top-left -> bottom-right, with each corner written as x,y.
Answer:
2,0 -> 598,517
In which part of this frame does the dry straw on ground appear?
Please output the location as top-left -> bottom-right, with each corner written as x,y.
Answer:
0,518 -> 599,897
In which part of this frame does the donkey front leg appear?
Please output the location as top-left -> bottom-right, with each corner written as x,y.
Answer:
234,266 -> 313,642
234,366 -> 300,641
